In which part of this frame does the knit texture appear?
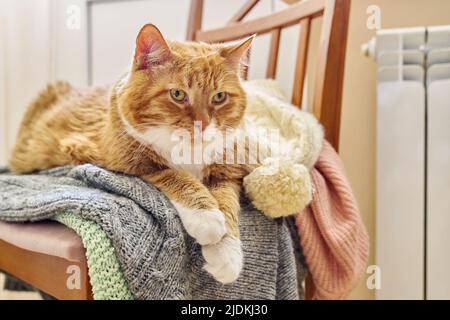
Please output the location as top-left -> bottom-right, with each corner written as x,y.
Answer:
54,212 -> 133,300
243,79 -> 323,169
296,141 -> 369,299
0,165 -> 304,299
242,80 -> 323,216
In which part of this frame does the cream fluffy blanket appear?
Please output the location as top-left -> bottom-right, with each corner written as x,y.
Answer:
241,80 -> 323,217
243,79 -> 323,168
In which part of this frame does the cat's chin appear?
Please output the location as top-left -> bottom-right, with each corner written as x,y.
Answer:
202,235 -> 243,284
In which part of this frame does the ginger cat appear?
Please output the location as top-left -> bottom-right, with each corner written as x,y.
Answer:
9,24 -> 255,284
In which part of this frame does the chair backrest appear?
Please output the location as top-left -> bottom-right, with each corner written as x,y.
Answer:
187,0 -> 351,299
186,0 -> 350,151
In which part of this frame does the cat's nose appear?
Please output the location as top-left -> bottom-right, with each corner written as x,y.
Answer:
194,116 -> 210,131
198,121 -> 209,132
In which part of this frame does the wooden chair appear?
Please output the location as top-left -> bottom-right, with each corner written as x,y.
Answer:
187,0 -> 350,299
0,0 -> 350,300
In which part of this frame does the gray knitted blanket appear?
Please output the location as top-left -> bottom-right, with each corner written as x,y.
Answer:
0,164 -> 305,299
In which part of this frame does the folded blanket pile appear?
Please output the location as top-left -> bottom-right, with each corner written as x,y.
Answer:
0,165 -> 304,299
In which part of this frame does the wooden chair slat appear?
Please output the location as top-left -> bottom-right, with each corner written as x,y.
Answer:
228,0 -> 260,25
266,28 -> 281,79
196,0 -> 325,42
186,0 -> 204,41
312,0 -> 350,151
292,18 -> 311,108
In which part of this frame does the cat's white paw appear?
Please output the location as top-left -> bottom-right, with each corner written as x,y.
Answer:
172,202 -> 226,245
202,235 -> 243,284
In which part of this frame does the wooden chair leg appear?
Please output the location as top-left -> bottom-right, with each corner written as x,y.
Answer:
305,273 -> 316,300
0,240 -> 92,300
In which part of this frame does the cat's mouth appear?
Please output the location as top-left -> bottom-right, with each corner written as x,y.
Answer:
190,120 -> 219,144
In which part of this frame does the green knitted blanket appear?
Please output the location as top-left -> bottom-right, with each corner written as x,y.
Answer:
55,212 -> 133,300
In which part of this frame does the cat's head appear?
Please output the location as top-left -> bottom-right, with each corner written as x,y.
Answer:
116,24 -> 253,142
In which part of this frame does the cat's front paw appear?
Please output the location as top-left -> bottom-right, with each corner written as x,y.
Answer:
202,235 -> 243,284
172,202 -> 226,245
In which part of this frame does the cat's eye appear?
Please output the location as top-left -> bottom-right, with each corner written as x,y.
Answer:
170,89 -> 187,103
212,92 -> 227,105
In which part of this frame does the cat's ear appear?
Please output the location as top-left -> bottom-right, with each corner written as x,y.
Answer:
134,24 -> 172,70
220,35 -> 255,70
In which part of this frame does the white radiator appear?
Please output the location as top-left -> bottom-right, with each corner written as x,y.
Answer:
365,26 -> 450,300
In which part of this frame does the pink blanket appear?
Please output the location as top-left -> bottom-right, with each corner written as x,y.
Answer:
296,141 -> 369,300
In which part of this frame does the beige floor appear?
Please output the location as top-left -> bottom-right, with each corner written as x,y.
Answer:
0,273 -> 41,300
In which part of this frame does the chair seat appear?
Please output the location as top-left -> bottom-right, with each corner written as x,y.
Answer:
0,221 -> 85,263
